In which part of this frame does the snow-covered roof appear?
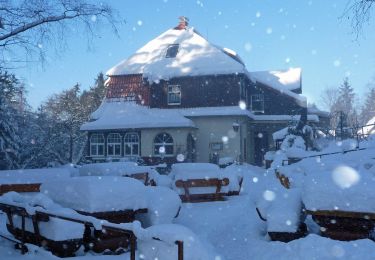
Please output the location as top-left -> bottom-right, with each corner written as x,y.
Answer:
253,114 -> 319,122
307,105 -> 330,117
106,27 -> 246,83
251,68 -> 302,91
80,101 -> 196,131
174,106 -> 254,118
80,99 -> 321,131
251,68 -> 307,106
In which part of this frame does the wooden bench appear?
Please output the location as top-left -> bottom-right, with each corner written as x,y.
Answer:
275,172 -> 291,189
0,203 -> 82,257
0,183 -> 41,195
77,208 -> 148,253
175,178 -> 230,203
122,172 -> 156,186
306,209 -> 375,241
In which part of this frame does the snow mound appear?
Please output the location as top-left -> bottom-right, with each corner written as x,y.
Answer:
277,139 -> 375,212
138,224 -> 219,260
0,167 -> 72,185
78,161 -> 167,186
138,186 -> 181,226
40,176 -> 148,213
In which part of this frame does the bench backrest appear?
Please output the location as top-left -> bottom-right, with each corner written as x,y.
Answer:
0,183 -> 41,195
175,178 -> 230,202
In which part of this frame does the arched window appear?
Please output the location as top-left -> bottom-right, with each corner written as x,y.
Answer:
154,133 -> 174,157
107,133 -> 121,156
90,134 -> 104,156
124,133 -> 139,156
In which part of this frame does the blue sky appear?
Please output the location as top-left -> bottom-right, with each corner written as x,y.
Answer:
15,0 -> 375,109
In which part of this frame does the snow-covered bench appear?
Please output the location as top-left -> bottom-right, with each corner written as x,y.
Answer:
0,183 -> 41,195
170,163 -> 243,203
306,209 -> 375,241
0,192 -> 85,257
79,162 -> 160,186
175,178 -> 230,202
40,176 -> 149,252
0,167 -> 73,195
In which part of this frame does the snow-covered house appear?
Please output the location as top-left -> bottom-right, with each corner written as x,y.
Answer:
80,18 -> 327,166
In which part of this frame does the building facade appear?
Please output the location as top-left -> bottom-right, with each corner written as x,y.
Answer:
81,18 -> 327,166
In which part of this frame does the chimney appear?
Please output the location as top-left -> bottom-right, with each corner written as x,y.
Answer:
175,16 -> 189,30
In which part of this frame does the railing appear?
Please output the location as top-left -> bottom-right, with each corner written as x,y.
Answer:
0,202 -> 184,260
281,147 -> 366,166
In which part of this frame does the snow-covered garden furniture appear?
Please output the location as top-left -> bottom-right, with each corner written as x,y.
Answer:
175,178 -> 230,202
0,192 -> 85,257
0,167 -> 73,195
306,209 -> 375,241
0,183 -> 41,195
122,172 -> 156,186
40,176 -> 149,253
79,162 -> 160,186
170,163 -> 243,203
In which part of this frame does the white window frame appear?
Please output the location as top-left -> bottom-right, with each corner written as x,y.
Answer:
90,134 -> 105,157
154,133 -> 174,157
107,133 -> 122,157
167,85 -> 181,105
251,94 -> 264,113
124,132 -> 140,156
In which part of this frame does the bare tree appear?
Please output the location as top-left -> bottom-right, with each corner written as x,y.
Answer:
0,0 -> 119,68
343,0 -> 375,37
320,87 -> 339,112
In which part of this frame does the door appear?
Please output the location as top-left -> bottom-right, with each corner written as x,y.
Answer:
186,133 -> 196,162
254,131 -> 268,166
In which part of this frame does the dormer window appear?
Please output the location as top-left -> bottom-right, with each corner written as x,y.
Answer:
165,44 -> 179,58
251,94 -> 264,113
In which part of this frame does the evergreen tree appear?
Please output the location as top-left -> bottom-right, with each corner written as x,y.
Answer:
81,72 -> 106,115
360,87 -> 375,125
332,78 -> 358,129
0,71 -> 21,169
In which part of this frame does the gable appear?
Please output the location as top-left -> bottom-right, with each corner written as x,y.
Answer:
106,27 -> 246,83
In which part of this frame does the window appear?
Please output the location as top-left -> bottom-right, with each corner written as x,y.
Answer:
90,134 -> 104,156
124,132 -> 140,156
165,44 -> 179,58
154,133 -> 174,157
168,85 -> 181,105
107,133 -> 121,156
251,94 -> 264,112
210,142 -> 223,151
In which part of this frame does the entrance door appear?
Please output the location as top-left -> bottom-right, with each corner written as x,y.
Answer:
186,133 -> 196,162
254,131 -> 268,166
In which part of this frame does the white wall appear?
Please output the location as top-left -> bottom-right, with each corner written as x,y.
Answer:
189,116 -> 250,163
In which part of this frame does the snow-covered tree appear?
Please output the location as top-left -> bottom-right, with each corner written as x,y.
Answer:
0,71 -> 21,169
80,72 -> 106,115
42,84 -> 87,164
0,0 -> 118,68
344,0 -> 375,37
360,86 -> 375,125
327,78 -> 358,131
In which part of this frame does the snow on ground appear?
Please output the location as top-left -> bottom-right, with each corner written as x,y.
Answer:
3,141 -> 375,259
